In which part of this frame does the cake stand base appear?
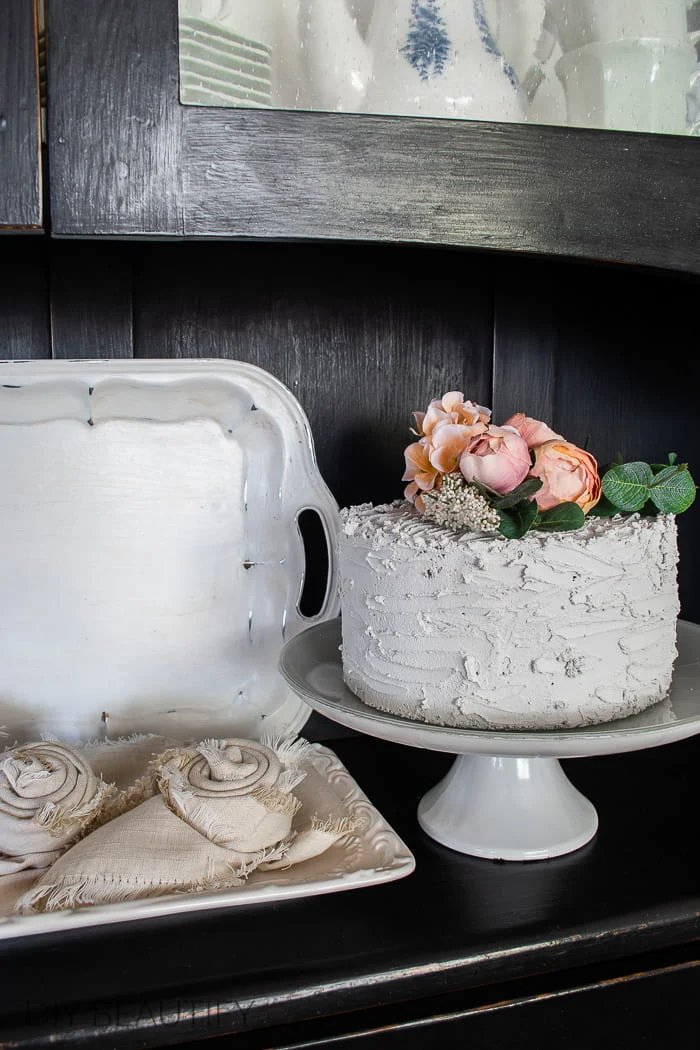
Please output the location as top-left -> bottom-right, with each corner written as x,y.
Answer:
417,754 -> 598,861
280,619 -> 700,863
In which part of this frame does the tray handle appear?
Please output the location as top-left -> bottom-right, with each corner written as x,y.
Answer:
295,503 -> 340,623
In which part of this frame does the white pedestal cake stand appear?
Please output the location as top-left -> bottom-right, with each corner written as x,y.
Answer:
280,619 -> 700,862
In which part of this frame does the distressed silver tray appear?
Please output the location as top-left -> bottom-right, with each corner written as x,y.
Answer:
0,359 -> 339,742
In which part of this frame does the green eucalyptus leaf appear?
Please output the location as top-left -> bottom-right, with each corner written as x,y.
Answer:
533,502 -> 586,532
587,494 -> 619,518
601,461 -> 653,512
648,464 -> 696,514
651,453 -> 680,474
498,499 -> 538,539
494,477 -> 543,509
470,478 -> 504,504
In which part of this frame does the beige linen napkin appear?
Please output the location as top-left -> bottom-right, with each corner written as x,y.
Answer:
77,733 -> 180,827
0,740 -> 114,912
18,735 -> 358,912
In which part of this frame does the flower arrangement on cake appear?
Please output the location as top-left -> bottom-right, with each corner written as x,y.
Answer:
402,391 -> 695,538
337,390 -> 695,731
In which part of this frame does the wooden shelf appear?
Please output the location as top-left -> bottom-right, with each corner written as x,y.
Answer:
3,731 -> 700,1048
47,0 -> 700,274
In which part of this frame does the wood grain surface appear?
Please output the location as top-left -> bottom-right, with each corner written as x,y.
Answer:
46,0 -> 700,273
1,0 -> 42,229
49,242 -> 134,358
184,109 -> 700,274
130,240 -> 494,509
48,0 -> 184,236
0,238 -> 49,356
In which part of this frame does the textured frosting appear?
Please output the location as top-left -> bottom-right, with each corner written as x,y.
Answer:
338,501 -> 680,730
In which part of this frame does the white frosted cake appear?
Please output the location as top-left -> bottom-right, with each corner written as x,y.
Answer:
338,501 -> 680,730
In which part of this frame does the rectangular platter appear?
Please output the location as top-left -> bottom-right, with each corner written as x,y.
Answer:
0,744 -> 416,940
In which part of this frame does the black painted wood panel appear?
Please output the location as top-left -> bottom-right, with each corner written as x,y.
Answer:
184,109 -> 700,275
491,265 -> 557,426
131,240 -> 494,508
47,0 -> 184,236
492,256 -> 700,621
1,0 -> 42,229
49,242 -> 134,359
277,962 -> 700,1049
0,237 -> 49,357
46,0 -> 700,274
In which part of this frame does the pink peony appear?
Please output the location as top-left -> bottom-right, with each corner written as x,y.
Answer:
415,391 -> 491,439
503,412 -> 562,449
459,425 -> 531,495
530,440 -> 601,513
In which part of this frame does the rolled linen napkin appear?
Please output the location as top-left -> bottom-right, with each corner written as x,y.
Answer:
154,737 -> 305,857
77,733 -> 182,828
0,741 -> 114,878
82,734 -> 180,794
17,736 -> 357,912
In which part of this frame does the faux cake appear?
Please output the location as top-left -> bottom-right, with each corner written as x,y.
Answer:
338,501 -> 679,730
337,391 -> 693,731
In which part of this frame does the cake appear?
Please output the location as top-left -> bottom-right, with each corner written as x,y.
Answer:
337,391 -> 694,731
339,501 -> 679,730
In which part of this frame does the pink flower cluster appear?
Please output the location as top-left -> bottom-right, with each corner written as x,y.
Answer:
403,393 -> 601,516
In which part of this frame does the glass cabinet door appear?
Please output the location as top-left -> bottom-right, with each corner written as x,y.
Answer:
177,0 -> 700,137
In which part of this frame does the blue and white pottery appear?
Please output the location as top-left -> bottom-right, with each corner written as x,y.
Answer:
301,0 -> 539,120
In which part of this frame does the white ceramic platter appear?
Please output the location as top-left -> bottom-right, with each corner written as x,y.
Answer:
0,744 -> 416,940
280,618 -> 700,760
0,359 -> 339,743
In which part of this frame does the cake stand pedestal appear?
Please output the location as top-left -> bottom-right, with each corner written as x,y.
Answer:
417,753 -> 597,860
280,618 -> 700,861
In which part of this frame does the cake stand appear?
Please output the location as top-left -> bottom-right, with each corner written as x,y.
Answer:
280,619 -> 700,861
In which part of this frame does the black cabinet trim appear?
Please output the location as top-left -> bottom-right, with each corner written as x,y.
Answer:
47,0 -> 700,273
1,0 -> 42,229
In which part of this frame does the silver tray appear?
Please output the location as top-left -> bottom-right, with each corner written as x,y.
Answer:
0,359 -> 339,742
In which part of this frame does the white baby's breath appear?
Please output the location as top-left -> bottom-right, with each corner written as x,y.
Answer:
422,474 -> 501,533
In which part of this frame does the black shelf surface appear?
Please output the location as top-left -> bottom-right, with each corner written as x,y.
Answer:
2,729 -> 699,1049
47,0 -> 700,274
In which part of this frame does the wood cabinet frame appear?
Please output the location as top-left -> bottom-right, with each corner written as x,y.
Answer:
1,0 -> 42,230
47,0 -> 700,273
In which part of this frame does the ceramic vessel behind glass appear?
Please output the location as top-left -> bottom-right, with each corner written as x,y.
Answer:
300,0 -> 540,121
555,37 -> 696,134
545,0 -> 691,54
179,0 -> 306,108
540,0 -> 696,133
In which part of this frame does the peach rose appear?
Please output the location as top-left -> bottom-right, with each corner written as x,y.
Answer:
402,440 -> 439,509
503,412 -> 562,449
459,425 -> 531,495
415,391 -> 491,439
428,424 -> 478,474
530,440 -> 601,513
